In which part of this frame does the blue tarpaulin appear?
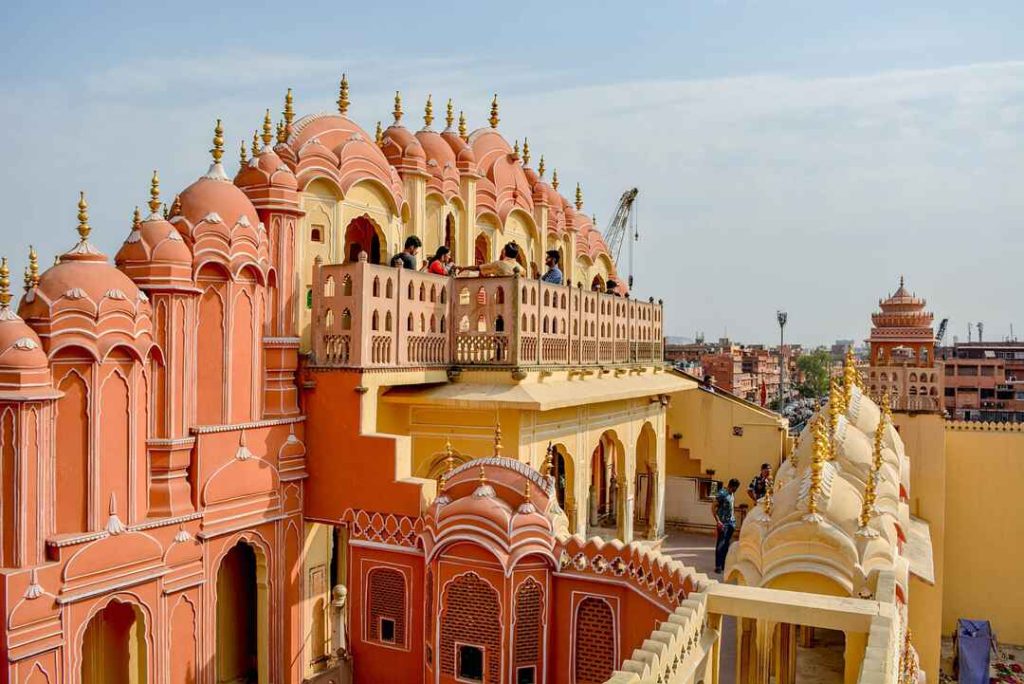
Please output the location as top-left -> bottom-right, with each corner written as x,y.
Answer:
955,619 -> 993,684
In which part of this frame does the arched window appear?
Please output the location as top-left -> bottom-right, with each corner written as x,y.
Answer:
341,309 -> 352,330
372,277 -> 381,298
371,311 -> 380,331
342,275 -> 353,296
495,287 -> 505,305
419,283 -> 426,301
542,317 -> 549,334
386,279 -> 394,299
407,313 -> 414,332
385,312 -> 393,332
495,316 -> 505,333
408,281 -> 415,300
477,316 -> 488,333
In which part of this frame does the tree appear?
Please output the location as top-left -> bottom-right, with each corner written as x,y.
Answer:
796,349 -> 832,398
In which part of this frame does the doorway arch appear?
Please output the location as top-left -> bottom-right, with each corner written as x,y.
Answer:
345,216 -> 384,264
588,430 -> 625,538
216,540 -> 270,684
81,599 -> 148,684
633,422 -> 658,540
550,443 -> 577,533
474,232 -> 491,266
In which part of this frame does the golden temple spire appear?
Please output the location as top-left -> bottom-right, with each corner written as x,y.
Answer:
493,419 -> 503,457
261,110 -> 273,148
251,130 -> 260,158
27,245 -> 39,289
537,155 -> 545,178
458,110 -> 468,140
76,191 -> 91,242
423,94 -> 434,128
575,183 -> 583,211
283,88 -> 295,134
170,194 -> 182,218
374,121 -> 384,147
763,478 -> 774,518
512,139 -> 520,159
592,213 -> 598,228
522,137 -> 531,165
337,74 -> 350,115
445,98 -> 454,130
805,415 -> 827,521
392,91 -> 403,125
210,119 -> 224,164
828,377 -> 844,458
843,348 -> 861,405
0,257 -> 10,308
542,442 -> 554,477
523,480 -> 532,505
239,139 -> 248,166
438,469 -> 448,492
444,438 -> 456,472
22,265 -> 31,294
276,120 -> 286,145
478,463 -> 488,487
488,93 -> 500,128
148,170 -> 161,215
551,169 -> 559,190
132,206 -> 141,230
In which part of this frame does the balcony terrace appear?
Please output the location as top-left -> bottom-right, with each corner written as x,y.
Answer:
310,255 -> 664,369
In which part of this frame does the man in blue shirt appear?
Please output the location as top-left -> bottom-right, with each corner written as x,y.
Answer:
541,250 -> 563,285
711,478 -> 740,574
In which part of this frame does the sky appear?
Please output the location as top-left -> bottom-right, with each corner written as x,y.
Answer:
1,1 -> 1022,346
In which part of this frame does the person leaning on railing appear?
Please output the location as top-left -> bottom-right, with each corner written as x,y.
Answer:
425,245 -> 453,275
541,249 -> 563,285
390,235 -> 422,269
457,241 -> 521,277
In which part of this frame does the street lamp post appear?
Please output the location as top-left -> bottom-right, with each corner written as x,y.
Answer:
777,310 -> 788,412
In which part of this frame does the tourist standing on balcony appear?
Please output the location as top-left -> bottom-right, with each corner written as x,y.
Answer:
747,463 -> 773,504
390,235 -> 422,269
426,246 -> 453,275
712,478 -> 740,574
459,241 -> 520,277
606,278 -> 622,296
541,250 -> 563,285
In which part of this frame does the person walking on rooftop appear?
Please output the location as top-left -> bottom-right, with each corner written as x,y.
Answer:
712,478 -> 740,574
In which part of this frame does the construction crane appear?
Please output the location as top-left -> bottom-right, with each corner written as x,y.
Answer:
600,188 -> 639,288
936,318 -> 949,346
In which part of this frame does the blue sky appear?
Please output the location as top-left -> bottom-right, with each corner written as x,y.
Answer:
1,1 -> 1022,344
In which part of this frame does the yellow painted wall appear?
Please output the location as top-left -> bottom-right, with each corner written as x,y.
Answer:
942,423 -> 1024,644
302,522 -> 335,678
666,386 -> 787,489
890,412 -> 946,682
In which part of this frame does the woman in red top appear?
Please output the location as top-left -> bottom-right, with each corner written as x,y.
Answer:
426,246 -> 453,276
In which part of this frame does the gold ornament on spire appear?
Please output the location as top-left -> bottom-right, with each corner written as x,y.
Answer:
261,110 -> 273,147
393,91 -> 403,124
575,183 -> 583,211
592,213 -> 598,228
337,74 -> 350,115
493,420 -> 503,457
170,194 -> 182,218
843,348 -> 861,406
828,376 -> 844,458
22,265 -> 31,294
763,478 -> 774,518
239,139 -> 248,166
523,480 -> 532,505
488,93 -> 499,128
478,463 -> 488,487
458,110 -> 468,140
445,98 -> 454,129
375,121 -> 384,147
148,170 -> 161,214
551,169 -> 559,190
537,155 -> 546,178
276,120 -> 286,145
512,139 -> 520,159
76,191 -> 91,242
522,137 -> 530,165
423,94 -> 434,128
283,88 -> 295,133
0,257 -> 10,308
542,442 -> 554,476
251,131 -> 260,158
805,415 -> 827,521
132,206 -> 142,229
210,119 -> 224,164
27,245 -> 39,289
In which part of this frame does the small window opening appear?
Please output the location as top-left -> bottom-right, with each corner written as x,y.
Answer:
380,617 -> 396,644
457,645 -> 484,682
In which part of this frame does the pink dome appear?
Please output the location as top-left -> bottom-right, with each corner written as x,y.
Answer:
441,130 -> 477,172
236,149 -> 298,192
381,124 -> 426,171
0,305 -> 51,394
416,130 -> 461,200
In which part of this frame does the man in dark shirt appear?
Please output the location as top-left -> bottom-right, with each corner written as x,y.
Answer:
748,463 -> 773,504
390,235 -> 422,269
711,478 -> 740,573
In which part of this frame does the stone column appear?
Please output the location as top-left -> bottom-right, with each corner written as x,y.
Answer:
331,584 -> 348,655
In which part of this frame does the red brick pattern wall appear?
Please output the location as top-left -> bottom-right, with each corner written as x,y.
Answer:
440,573 -> 502,683
574,597 -> 615,684
514,578 -> 543,669
368,568 -> 406,646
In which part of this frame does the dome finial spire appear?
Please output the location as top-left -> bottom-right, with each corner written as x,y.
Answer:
0,257 -> 11,308
575,182 -> 583,211
512,139 -> 520,159
899,274 -> 905,288
493,419 -> 503,457
132,206 -> 141,230
276,119 -> 286,145
261,110 -> 273,148
551,169 -> 559,190
423,93 -> 434,128
393,91 -> 403,125
375,121 -> 384,147
210,119 -> 224,164
537,155 -> 545,178
251,130 -> 260,158
76,191 -> 91,242
337,74 -> 350,115
458,110 -> 468,141
283,87 -> 295,135
148,170 -> 161,215
522,137 -> 530,165
445,98 -> 454,130
488,93 -> 500,128
239,139 -> 248,166
27,245 -> 39,289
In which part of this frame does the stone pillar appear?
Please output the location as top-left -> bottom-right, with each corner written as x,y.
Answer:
588,484 -> 599,528
331,584 -> 348,655
775,623 -> 797,684
843,630 -> 867,684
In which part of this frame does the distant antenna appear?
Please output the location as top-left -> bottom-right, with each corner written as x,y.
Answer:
967,322 -> 972,343
977,322 -> 984,342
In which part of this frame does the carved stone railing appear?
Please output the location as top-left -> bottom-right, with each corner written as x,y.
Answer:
311,258 -> 664,369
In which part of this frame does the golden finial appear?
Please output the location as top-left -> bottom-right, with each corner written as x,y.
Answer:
478,463 -> 487,486
458,110 -> 468,140
592,213 -> 598,228
0,257 -> 10,308
523,480 -> 532,505
239,139 -> 248,166
337,74 -> 350,115
488,93 -> 499,128
132,206 -> 142,229
551,169 -> 559,190
445,98 -> 454,129
512,139 -> 520,159
251,130 -> 260,158
828,377 -> 844,458
806,415 -> 827,519
261,109 -> 273,148
423,94 -> 434,128
537,155 -> 546,178
170,194 -> 181,218
542,442 -> 554,477
858,466 -> 877,534
843,348 -> 859,406
881,387 -> 893,421
28,245 -> 39,289
438,470 -> 448,492
76,191 -> 91,242
522,137 -> 530,165
210,119 -> 224,164
493,420 -> 503,457
575,183 -> 583,211
375,121 -> 384,147
444,437 -> 456,472
283,88 -> 295,136
22,265 -> 31,294
148,170 -> 161,214
392,91 -> 403,125
276,120 -> 286,145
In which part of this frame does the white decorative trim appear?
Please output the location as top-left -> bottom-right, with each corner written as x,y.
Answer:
64,287 -> 87,300
104,288 -> 127,300
24,567 -> 43,599
189,415 -> 305,434
202,162 -> 229,181
202,211 -> 223,224
13,337 -> 38,350
126,229 -> 142,243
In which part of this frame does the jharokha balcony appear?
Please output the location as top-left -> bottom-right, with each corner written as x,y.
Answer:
310,254 -> 664,369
